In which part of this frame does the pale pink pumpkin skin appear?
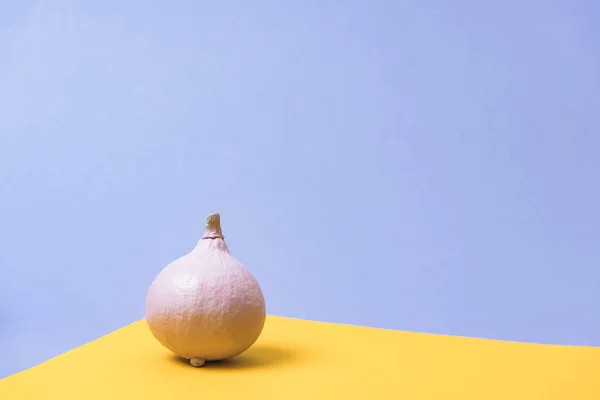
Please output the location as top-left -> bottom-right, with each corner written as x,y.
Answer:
145,214 -> 266,363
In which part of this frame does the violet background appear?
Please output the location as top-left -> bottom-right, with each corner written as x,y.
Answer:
1,1 -> 599,378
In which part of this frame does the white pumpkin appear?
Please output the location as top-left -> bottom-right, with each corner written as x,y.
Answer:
145,213 -> 266,367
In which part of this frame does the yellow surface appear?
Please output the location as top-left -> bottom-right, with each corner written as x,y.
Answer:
0,316 -> 598,399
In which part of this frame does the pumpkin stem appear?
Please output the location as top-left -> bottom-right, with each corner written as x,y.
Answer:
202,213 -> 224,239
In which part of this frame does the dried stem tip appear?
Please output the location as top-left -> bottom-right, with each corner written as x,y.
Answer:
202,213 -> 224,239
190,358 -> 206,367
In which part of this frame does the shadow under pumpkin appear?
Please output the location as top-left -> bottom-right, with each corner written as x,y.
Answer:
166,344 -> 299,370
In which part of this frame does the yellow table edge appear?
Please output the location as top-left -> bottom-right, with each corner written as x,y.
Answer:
1,315 -> 599,399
